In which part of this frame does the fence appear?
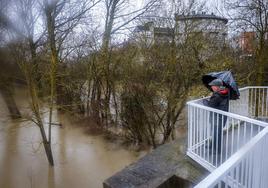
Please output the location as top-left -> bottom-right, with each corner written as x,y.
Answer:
195,126 -> 268,188
229,87 -> 268,119
187,87 -> 268,171
188,86 -> 268,187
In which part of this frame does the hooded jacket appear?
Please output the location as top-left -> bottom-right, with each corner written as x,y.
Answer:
204,89 -> 229,112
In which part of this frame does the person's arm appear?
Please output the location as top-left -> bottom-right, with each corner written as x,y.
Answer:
203,93 -> 221,108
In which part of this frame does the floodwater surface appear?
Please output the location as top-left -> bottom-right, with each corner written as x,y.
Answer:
0,86 -> 144,188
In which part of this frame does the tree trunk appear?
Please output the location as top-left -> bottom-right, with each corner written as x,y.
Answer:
39,122 -> 54,166
256,34 -> 266,86
27,72 -> 54,166
44,0 -> 59,151
0,87 -> 21,119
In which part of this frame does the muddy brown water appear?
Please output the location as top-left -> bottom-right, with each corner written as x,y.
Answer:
0,86 -> 146,188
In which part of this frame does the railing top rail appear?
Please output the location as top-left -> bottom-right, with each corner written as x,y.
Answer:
187,97 -> 209,104
187,102 -> 268,127
194,126 -> 268,188
242,86 -> 268,89
187,86 -> 268,127
188,86 -> 268,103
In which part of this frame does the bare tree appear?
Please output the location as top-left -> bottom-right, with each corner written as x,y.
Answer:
226,0 -> 268,85
87,0 -> 160,126
119,0 -> 235,147
0,0 -> 100,165
7,0 -> 55,165
0,48 -> 22,119
40,0 -> 100,164
0,0 -> 22,119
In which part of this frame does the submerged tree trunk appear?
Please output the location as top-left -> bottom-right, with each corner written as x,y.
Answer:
44,0 -> 59,166
36,111 -> 54,166
0,87 -> 21,119
24,62 -> 55,166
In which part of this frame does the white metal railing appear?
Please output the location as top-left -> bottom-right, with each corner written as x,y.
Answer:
187,101 -> 266,171
195,126 -> 268,188
187,86 -> 268,188
230,87 -> 268,119
187,87 -> 268,171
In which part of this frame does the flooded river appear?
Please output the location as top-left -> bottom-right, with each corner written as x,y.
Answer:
0,86 -> 144,188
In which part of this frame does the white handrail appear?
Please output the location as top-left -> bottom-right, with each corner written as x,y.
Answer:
188,102 -> 268,127
187,86 -> 268,174
194,126 -> 268,188
188,86 -> 268,188
188,86 -> 268,105
241,86 -> 268,89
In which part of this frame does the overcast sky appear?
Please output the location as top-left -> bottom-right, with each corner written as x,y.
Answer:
140,0 -> 225,15
104,0 -> 227,43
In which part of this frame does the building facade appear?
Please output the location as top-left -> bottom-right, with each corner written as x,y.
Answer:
133,12 -> 228,47
175,12 -> 228,46
133,21 -> 174,46
239,31 -> 256,56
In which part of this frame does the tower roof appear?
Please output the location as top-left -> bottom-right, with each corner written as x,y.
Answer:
175,13 -> 228,24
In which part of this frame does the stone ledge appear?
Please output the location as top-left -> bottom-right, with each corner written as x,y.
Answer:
103,137 -> 208,188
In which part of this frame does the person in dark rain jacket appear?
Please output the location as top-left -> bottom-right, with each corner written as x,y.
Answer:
204,78 -> 229,154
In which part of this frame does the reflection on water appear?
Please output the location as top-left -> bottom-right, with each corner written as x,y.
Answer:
0,86 -> 144,188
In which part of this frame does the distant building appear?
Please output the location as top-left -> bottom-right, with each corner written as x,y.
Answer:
132,12 -> 228,47
131,12 -> 228,65
133,22 -> 174,46
239,31 -> 256,56
175,12 -> 228,46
